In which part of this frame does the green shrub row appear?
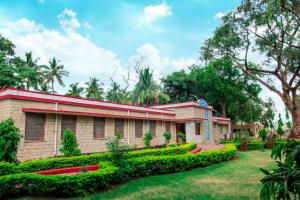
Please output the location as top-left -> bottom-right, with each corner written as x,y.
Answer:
0,144 -> 236,198
220,140 -> 264,150
0,142 -> 197,176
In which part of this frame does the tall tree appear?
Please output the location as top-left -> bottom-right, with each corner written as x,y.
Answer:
133,67 -> 170,106
66,83 -> 84,98
201,0 -> 300,136
162,70 -> 196,103
13,52 -> 43,90
85,77 -> 104,100
42,58 -> 69,93
191,58 -> 262,122
0,35 -> 16,89
106,81 -> 131,104
261,98 -> 276,129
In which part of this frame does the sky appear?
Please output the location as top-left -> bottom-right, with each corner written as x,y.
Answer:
0,0 -> 285,119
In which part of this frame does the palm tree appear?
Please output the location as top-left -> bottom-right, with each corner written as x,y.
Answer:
42,57 -> 69,93
133,67 -> 165,106
39,83 -> 52,93
66,83 -> 84,97
85,77 -> 104,100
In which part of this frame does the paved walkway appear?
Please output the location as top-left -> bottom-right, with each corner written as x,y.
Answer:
199,144 -> 225,151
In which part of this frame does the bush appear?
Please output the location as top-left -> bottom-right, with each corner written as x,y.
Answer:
143,131 -> 153,148
59,129 -> 81,157
177,132 -> 185,145
259,128 -> 268,142
0,162 -> 120,199
0,144 -> 236,198
223,140 -> 264,150
260,139 -> 300,200
0,118 -> 21,163
0,142 -> 197,176
163,131 -> 171,147
106,133 -> 129,167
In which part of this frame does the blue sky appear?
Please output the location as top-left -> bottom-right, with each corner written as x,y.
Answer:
0,0 -> 285,117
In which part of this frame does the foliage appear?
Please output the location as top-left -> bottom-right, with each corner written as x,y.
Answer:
177,132 -> 185,144
85,77 -> 104,100
0,118 -> 21,163
106,81 -> 131,104
0,144 -> 236,198
201,0 -> 300,136
285,108 -> 292,130
143,131 -> 153,148
249,131 -> 255,137
59,129 -> 81,157
261,98 -> 275,129
163,131 -> 172,147
220,140 -> 264,151
277,114 -> 285,139
0,142 -> 197,176
260,139 -> 300,200
133,67 -> 170,106
66,82 -> 84,97
161,70 -> 196,102
42,57 -> 69,93
259,129 -> 268,142
106,133 -> 129,167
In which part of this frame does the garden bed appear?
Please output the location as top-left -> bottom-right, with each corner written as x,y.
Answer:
0,144 -> 237,199
36,164 -> 100,175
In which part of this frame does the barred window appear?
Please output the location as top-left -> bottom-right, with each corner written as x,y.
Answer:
25,113 -> 46,141
195,122 -> 202,135
135,119 -> 143,138
93,117 -> 105,139
150,121 -> 156,137
165,122 -> 171,132
115,118 -> 124,137
61,115 -> 77,138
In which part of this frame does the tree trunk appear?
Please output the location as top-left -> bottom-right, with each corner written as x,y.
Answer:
290,106 -> 300,138
51,80 -> 54,94
220,103 -> 227,117
283,89 -> 300,138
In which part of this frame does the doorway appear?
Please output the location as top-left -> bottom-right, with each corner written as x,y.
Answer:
176,123 -> 186,143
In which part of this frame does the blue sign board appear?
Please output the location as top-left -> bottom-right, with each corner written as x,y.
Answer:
199,99 -> 211,140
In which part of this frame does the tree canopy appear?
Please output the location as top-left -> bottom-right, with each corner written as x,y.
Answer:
201,0 -> 300,136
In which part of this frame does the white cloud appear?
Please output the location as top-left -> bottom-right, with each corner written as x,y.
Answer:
129,43 -> 196,80
137,2 -> 172,27
0,16 -> 122,92
215,12 -> 225,19
58,8 -> 81,32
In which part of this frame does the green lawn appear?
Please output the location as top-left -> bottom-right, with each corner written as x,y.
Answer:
73,150 -> 275,200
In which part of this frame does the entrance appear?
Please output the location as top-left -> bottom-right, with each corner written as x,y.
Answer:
176,123 -> 186,143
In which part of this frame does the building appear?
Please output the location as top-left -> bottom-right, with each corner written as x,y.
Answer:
0,88 -> 231,161
232,123 -> 263,138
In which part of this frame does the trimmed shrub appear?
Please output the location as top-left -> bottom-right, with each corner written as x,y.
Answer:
0,144 -> 236,198
223,140 -> 264,150
106,133 -> 129,167
163,131 -> 171,147
0,118 -> 21,163
59,129 -> 81,157
143,131 -> 153,148
0,142 -> 197,176
177,132 -> 185,145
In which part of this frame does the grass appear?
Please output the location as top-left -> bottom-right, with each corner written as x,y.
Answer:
72,150 -> 275,200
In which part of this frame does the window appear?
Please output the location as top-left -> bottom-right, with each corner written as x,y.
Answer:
115,118 -> 124,137
25,113 -> 46,141
135,119 -> 143,138
195,122 -> 202,136
165,122 -> 171,132
150,121 -> 156,137
61,115 -> 77,138
93,117 -> 105,139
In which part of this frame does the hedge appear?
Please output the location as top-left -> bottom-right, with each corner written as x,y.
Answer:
0,142 -> 197,176
0,144 -> 236,198
220,140 -> 264,150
